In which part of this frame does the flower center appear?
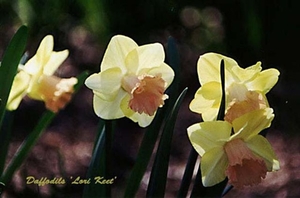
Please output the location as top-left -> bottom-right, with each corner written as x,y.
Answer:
36,75 -> 78,112
224,138 -> 268,188
224,91 -> 267,123
121,74 -> 168,116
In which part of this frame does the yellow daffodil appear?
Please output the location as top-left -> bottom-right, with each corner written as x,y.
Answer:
7,35 -> 78,112
85,35 -> 174,127
190,52 -> 279,121
187,108 -> 280,188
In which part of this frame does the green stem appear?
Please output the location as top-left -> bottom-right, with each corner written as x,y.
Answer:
0,111 -> 14,174
104,120 -> 113,198
0,111 -> 55,185
0,26 -> 28,129
190,165 -> 206,197
190,168 -> 228,198
177,147 -> 198,198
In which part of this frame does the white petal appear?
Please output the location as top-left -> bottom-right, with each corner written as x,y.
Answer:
232,108 -> 274,140
6,71 -> 31,110
43,50 -> 69,75
93,90 -> 127,119
101,35 -> 138,72
187,121 -> 231,155
197,52 -> 239,85
135,43 -> 165,73
201,147 -> 228,187
36,35 -> 54,67
85,67 -> 123,101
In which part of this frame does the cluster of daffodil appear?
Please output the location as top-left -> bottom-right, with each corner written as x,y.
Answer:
7,35 -> 78,113
85,36 -> 281,195
187,53 -> 280,188
0,27 -> 281,197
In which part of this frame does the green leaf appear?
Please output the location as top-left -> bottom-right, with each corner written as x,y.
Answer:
0,25 -> 28,179
82,121 -> 106,198
222,184 -> 233,196
217,59 -> 225,121
83,120 -> 115,198
123,106 -> 166,198
74,71 -> 89,91
0,25 -> 28,130
0,111 -> 56,185
0,112 -> 14,175
166,36 -> 180,98
146,87 -> 188,198
189,165 -> 206,197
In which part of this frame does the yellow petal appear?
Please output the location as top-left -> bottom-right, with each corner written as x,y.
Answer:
101,35 -> 138,72
187,121 -> 231,156
197,81 -> 221,100
189,82 -> 221,121
85,67 -> 123,101
231,108 -> 274,141
23,56 -> 41,75
43,50 -> 69,75
124,43 -> 166,75
129,112 -> 155,127
135,43 -> 165,72
247,68 -> 280,93
189,94 -> 218,121
231,61 -> 262,83
6,71 -> 31,110
93,90 -> 127,119
36,35 -> 53,69
24,35 -> 63,76
201,146 -> 228,187
197,52 -> 239,85
246,135 -> 280,171
120,94 -> 135,117
125,48 -> 139,73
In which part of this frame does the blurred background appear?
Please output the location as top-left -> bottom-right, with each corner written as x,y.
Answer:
0,0 -> 299,197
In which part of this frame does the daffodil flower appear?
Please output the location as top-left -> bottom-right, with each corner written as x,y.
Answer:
187,108 -> 280,188
190,53 -> 279,121
6,35 -> 78,112
85,35 -> 174,127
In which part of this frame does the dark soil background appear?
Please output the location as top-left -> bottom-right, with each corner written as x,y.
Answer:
0,1 -> 299,197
